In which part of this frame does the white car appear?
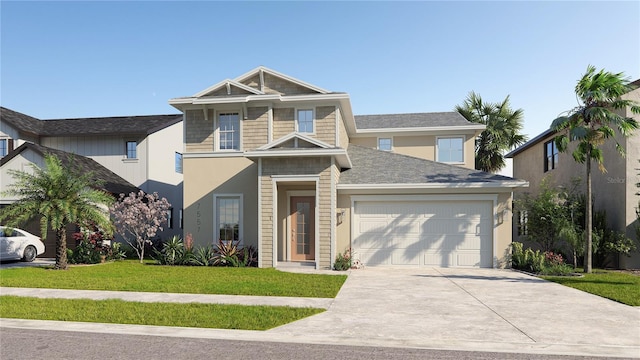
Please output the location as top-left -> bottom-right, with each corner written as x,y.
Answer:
0,226 -> 46,262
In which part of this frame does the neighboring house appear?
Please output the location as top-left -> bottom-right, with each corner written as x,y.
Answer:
0,107 -> 184,240
0,142 -> 139,256
169,66 -> 528,269
506,81 -> 640,269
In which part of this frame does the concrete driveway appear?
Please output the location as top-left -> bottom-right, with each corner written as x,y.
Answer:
0,258 -> 54,269
1,267 -> 638,357
272,267 -> 640,357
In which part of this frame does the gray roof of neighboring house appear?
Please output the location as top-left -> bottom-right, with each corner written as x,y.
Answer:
1,107 -> 44,135
504,128 -> 555,158
1,142 -> 139,196
354,112 -> 475,130
41,114 -> 182,136
340,145 -> 519,185
1,107 -> 182,137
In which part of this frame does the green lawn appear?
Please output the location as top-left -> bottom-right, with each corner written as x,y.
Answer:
0,296 -> 324,330
0,261 -> 346,298
542,270 -> 640,306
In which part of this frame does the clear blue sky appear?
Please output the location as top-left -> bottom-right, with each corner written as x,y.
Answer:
2,1 -> 639,144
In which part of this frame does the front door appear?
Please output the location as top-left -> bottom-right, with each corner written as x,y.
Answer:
290,196 -> 315,261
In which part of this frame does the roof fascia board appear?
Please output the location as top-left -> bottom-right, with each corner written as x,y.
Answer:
172,93 -> 349,107
505,128 -> 556,158
244,148 -> 352,168
192,79 -> 264,98
337,180 -> 529,190
257,132 -> 333,150
234,66 -> 331,94
354,124 -> 486,135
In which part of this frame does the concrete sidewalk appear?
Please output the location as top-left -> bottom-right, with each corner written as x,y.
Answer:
0,287 -> 333,309
1,268 -> 639,358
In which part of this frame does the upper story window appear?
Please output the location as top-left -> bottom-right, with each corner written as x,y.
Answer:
175,152 -> 183,174
544,140 -> 558,172
126,141 -> 137,159
437,137 -> 464,163
296,109 -> 314,133
0,139 -> 7,157
378,138 -> 392,151
219,113 -> 240,150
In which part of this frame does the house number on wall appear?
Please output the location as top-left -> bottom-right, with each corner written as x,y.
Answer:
196,202 -> 201,233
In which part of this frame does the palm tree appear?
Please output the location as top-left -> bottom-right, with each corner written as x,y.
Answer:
455,92 -> 527,172
551,65 -> 640,273
0,154 -> 114,269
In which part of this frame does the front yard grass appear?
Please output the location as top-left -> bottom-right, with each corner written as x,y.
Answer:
0,260 -> 346,298
0,296 -> 324,330
542,270 -> 640,306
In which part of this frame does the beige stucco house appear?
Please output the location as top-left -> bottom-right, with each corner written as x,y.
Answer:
170,67 -> 527,269
506,81 -> 640,269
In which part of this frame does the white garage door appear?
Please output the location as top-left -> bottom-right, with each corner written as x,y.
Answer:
352,200 -> 493,268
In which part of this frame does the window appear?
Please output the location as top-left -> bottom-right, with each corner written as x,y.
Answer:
219,113 -> 240,150
126,141 -> 137,159
517,210 -> 528,236
544,140 -> 558,172
378,138 -> 392,151
0,139 -> 7,157
437,137 -> 464,163
179,209 -> 183,229
166,208 -> 173,229
296,109 -> 314,133
175,152 -> 183,174
216,195 -> 242,243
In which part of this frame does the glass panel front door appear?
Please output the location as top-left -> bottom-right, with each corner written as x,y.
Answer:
291,196 -> 315,261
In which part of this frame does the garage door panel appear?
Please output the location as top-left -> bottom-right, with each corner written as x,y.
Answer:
358,220 -> 390,234
392,235 -> 423,249
457,251 -> 492,267
424,252 -> 454,267
391,250 -> 421,265
353,233 -> 391,249
353,200 -> 493,268
356,249 -> 391,266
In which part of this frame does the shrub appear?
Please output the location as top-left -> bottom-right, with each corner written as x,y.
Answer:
191,246 -> 216,266
153,236 -> 193,265
512,242 -> 575,275
212,239 -> 241,267
238,245 -> 258,267
334,248 -> 352,271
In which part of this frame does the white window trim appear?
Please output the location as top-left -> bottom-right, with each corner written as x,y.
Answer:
377,137 -> 393,151
295,108 -> 315,135
0,138 -> 8,157
436,135 -> 465,164
124,140 -> 138,160
213,194 -> 243,245
215,110 -> 242,152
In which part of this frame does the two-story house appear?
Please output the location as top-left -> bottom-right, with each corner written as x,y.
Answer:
169,67 -> 527,269
0,107 -> 185,252
506,81 -> 640,269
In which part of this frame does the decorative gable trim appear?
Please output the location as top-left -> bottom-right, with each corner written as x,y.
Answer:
257,132 -> 333,150
193,79 -> 265,98
234,66 -> 330,95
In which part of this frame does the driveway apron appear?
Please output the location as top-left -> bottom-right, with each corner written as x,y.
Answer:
270,267 -> 640,355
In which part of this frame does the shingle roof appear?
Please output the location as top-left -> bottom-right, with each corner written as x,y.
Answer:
340,145 -> 520,185
354,112 -> 475,130
0,107 -> 44,135
1,143 -> 139,196
1,107 -> 182,137
40,114 -> 182,136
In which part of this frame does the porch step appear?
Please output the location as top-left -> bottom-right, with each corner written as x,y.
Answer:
277,261 -> 316,268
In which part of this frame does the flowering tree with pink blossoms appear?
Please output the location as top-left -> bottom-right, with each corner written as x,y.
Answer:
110,190 -> 171,263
